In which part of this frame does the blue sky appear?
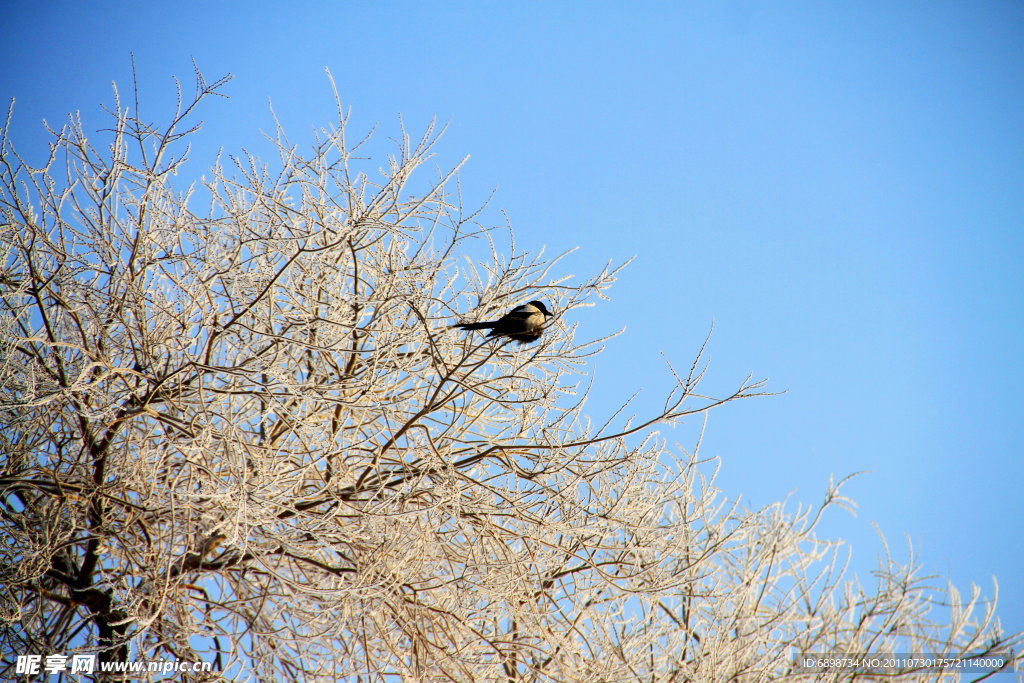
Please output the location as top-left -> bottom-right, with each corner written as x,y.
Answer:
3,1 -> 1021,636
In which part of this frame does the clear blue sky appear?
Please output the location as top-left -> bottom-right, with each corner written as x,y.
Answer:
3,1 -> 1021,635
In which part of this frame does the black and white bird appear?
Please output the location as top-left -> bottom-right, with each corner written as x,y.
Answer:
452,300 -> 551,344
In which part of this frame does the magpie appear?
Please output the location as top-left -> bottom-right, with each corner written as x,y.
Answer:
452,300 -> 551,344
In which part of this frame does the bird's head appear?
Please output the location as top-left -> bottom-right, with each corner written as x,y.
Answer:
529,300 -> 551,317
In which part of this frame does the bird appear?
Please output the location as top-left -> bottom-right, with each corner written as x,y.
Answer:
452,300 -> 552,344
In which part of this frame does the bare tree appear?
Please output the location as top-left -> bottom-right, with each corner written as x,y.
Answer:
1,66 -> 1019,682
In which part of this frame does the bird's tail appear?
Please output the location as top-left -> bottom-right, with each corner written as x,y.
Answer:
452,321 -> 495,330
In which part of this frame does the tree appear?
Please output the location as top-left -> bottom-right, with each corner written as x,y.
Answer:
1,66 -> 1019,682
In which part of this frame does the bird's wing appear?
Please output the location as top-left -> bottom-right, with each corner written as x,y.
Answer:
501,306 -> 540,324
